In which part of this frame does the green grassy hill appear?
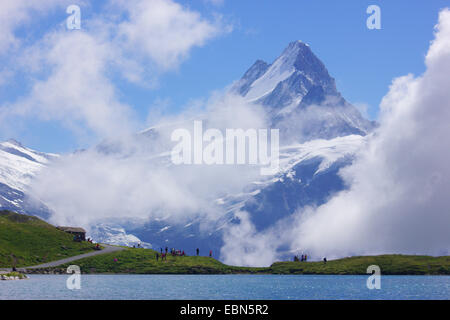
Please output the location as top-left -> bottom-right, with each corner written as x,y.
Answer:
43,249 -> 449,275
0,210 -> 96,267
54,248 -> 265,274
270,255 -> 450,275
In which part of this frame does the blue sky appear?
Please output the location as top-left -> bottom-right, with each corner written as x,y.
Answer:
0,0 -> 448,153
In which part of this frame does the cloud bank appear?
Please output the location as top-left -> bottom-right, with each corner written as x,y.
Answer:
30,94 -> 269,230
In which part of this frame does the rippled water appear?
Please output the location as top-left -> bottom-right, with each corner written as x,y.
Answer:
0,275 -> 449,300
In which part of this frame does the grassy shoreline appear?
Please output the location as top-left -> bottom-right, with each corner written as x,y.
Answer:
28,249 -> 449,276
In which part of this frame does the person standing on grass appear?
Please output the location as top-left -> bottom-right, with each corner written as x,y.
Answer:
209,250 -> 212,258
156,253 -> 159,261
196,248 -> 199,256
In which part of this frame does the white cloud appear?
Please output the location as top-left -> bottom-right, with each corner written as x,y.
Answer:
114,0 -> 228,71
0,0 -> 71,54
0,0 -> 230,141
220,211 -> 280,267
30,93 -> 269,230
3,31 -> 136,139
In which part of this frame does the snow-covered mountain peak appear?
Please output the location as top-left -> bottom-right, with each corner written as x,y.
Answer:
232,41 -> 375,141
279,40 -> 312,60
233,40 -> 338,106
0,139 -> 56,217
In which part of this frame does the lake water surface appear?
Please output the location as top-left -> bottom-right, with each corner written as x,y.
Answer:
1,274 -> 449,300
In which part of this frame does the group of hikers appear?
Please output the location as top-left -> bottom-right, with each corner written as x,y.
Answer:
293,254 -> 328,264
155,247 -> 185,261
293,254 -> 308,262
155,247 -> 213,261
